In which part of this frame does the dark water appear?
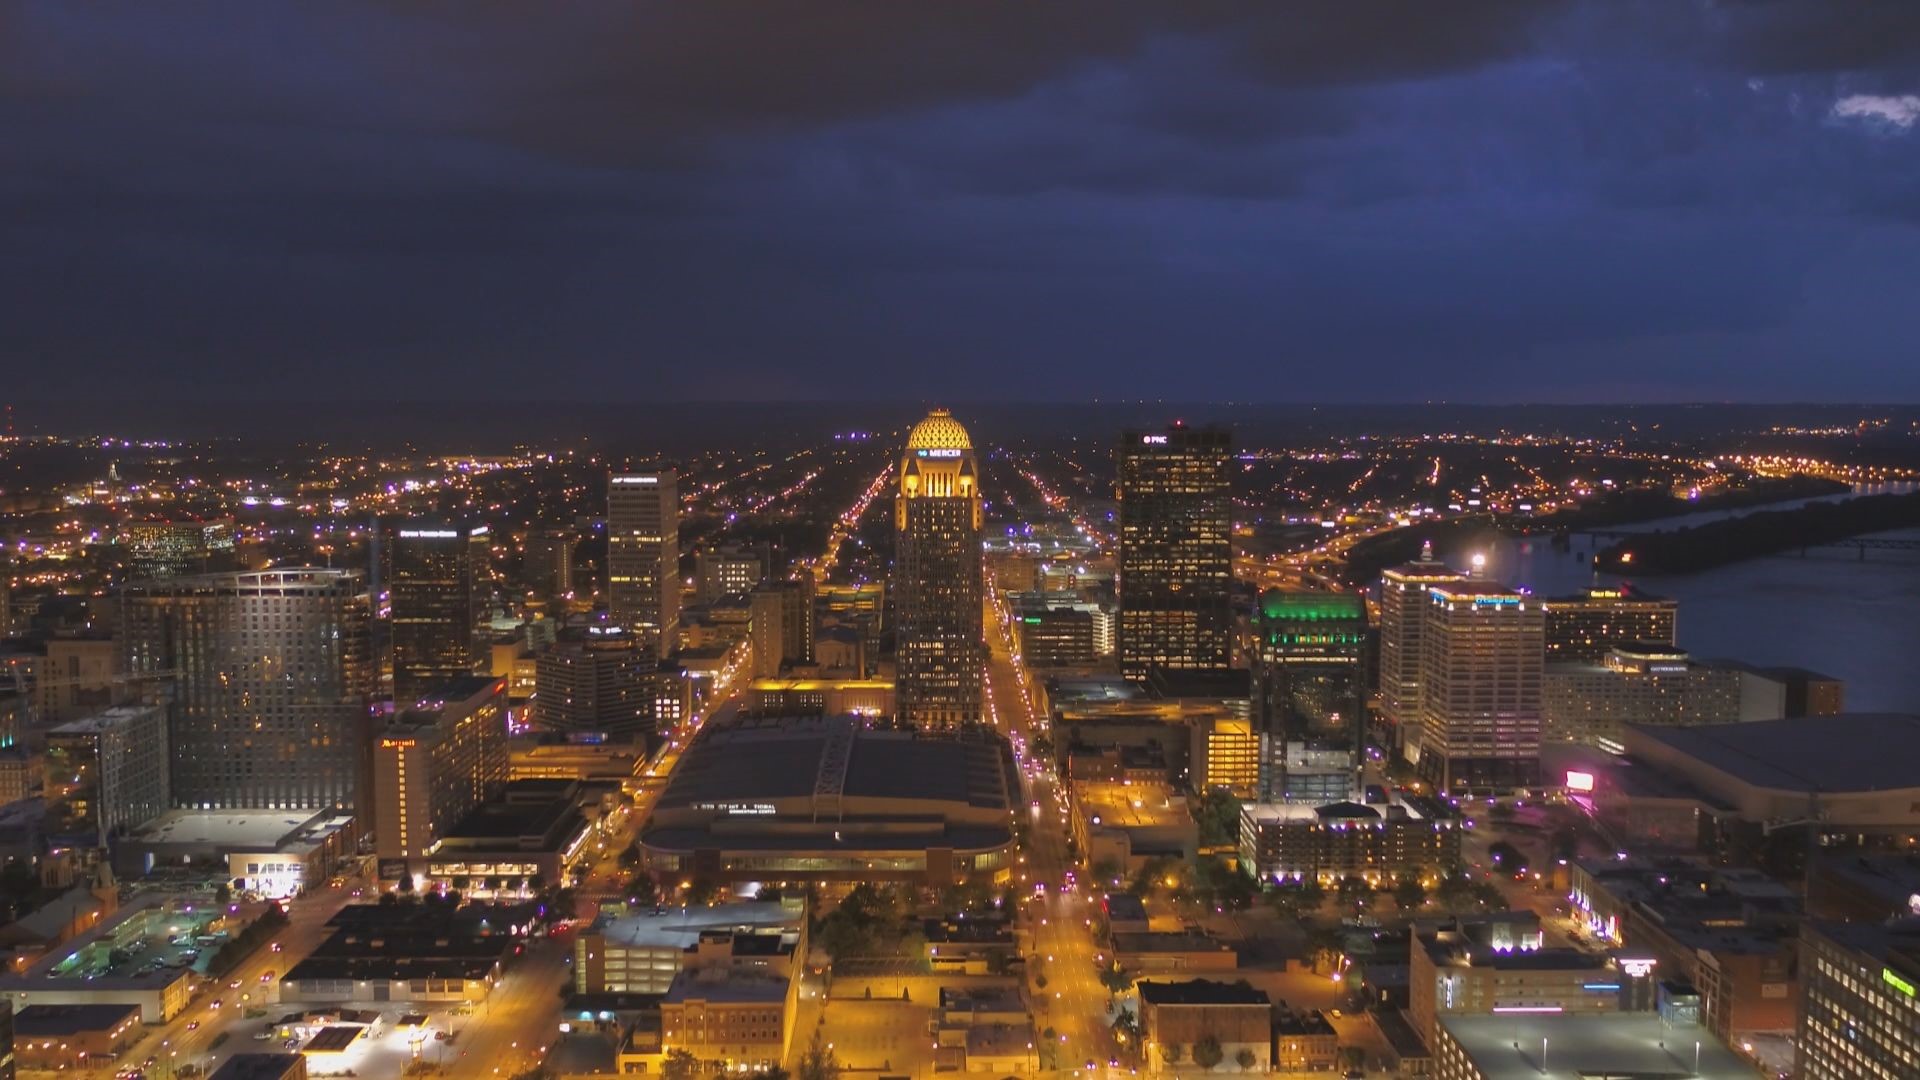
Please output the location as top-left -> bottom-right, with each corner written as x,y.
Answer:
1429,483 -> 1920,712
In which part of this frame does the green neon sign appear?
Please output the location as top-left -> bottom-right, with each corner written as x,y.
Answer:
1884,968 -> 1916,998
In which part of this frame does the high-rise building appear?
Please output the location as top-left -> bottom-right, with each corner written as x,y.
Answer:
533,626 -> 657,742
1116,424 -> 1233,682
119,518 -> 237,580
44,704 -> 171,846
1797,919 -> 1920,1080
608,471 -> 680,659
1543,644 -> 1742,750
1416,580 -> 1545,793
1254,589 -> 1368,803
749,579 -> 814,679
389,523 -> 491,704
1377,542 -> 1466,756
1543,585 -> 1677,662
893,410 -> 984,728
371,675 -> 508,871
121,569 -> 373,812
521,528 -> 576,605
696,545 -> 765,604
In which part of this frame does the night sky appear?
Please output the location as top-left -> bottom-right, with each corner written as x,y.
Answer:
4,1 -> 1919,404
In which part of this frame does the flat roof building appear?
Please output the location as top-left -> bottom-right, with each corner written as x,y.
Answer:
1240,798 -> 1460,887
1797,918 -> 1920,1080
1434,1013 -> 1750,1080
640,714 -> 1017,887
372,675 -> 509,875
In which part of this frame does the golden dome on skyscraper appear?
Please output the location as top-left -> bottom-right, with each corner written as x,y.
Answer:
905,408 -> 972,452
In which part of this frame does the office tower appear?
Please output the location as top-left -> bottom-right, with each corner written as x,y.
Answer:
1542,585 -> 1677,661
44,704 -> 171,846
1797,919 -> 1920,1080
695,545 -> 765,604
533,626 -> 656,741
121,569 -> 373,812
1416,581 -> 1545,793
1377,542 -> 1465,757
1116,423 -> 1232,682
119,518 -> 236,580
389,523 -> 491,704
36,636 -> 119,724
608,470 -> 680,659
749,579 -> 814,678
1255,589 -> 1367,802
522,528 -> 576,604
893,409 -> 984,728
371,675 -> 508,869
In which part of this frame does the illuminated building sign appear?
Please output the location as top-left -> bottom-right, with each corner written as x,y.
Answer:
398,530 -> 459,539
693,802 -> 776,816
1620,958 -> 1658,979
1140,434 -> 1168,445
916,448 -> 962,458
1885,968 -> 1917,998
380,738 -> 417,750
611,476 -> 659,484
1589,589 -> 1624,598
1565,771 -> 1595,793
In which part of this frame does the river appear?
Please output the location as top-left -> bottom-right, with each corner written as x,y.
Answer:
1425,482 -> 1920,712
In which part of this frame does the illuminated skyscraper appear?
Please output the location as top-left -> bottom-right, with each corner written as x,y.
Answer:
1377,542 -> 1465,757
121,569 -> 373,812
119,518 -> 236,580
1542,585 -> 1677,661
608,470 -> 680,659
893,409 -> 984,727
1254,589 -> 1368,802
1116,424 -> 1232,682
1416,580 -> 1545,793
389,522 -> 491,704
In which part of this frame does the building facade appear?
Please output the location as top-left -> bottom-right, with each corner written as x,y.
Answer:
893,410 -> 984,728
1796,920 -> 1920,1080
388,523 -> 491,704
119,519 -> 236,581
608,471 -> 680,660
1377,544 -> 1465,755
371,676 -> 509,870
1240,800 -> 1461,886
1256,589 -> 1367,803
1543,644 -> 1741,750
44,705 -> 171,847
121,570 -> 373,812
532,627 -> 658,742
748,579 -> 814,679
1542,586 -> 1677,662
1416,582 -> 1545,793
696,546 -> 765,605
1116,424 -> 1232,682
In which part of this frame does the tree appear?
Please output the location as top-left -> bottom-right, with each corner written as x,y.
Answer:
1193,1035 -> 1224,1070
797,1027 -> 841,1080
1340,1046 -> 1366,1071
1193,788 -> 1243,849
1234,1048 -> 1257,1071
1090,858 -> 1123,888
1112,1007 -> 1139,1043
755,884 -> 784,903
662,1049 -> 700,1080
214,882 -> 232,904
1161,1043 -> 1184,1065
1099,965 -> 1133,994
1487,841 -> 1528,875
625,873 -> 660,908
1337,875 -> 1371,904
1392,877 -> 1427,912
759,1068 -> 791,1080
1306,924 -> 1345,974
685,877 -> 723,907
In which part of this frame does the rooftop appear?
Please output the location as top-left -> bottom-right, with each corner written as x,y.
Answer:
594,901 -> 799,950
1075,781 -> 1191,830
130,808 -> 347,851
46,703 -> 164,736
663,969 -> 792,1004
13,1002 -> 141,1034
1438,1014 -> 1750,1079
1258,589 -> 1366,622
1137,978 -> 1268,1006
209,1055 -> 306,1080
1628,713 -> 1920,794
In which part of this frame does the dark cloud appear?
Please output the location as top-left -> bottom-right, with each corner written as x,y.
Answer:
1,0 -> 1918,404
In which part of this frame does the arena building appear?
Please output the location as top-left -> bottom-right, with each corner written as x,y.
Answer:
638,714 -> 1018,887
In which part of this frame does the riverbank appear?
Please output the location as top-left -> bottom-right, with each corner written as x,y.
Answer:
1593,490 -> 1920,574
1339,475 -> 1848,585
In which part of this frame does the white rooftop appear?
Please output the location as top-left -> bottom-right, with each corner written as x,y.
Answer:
598,901 -> 800,950
1440,1014 -> 1751,1079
